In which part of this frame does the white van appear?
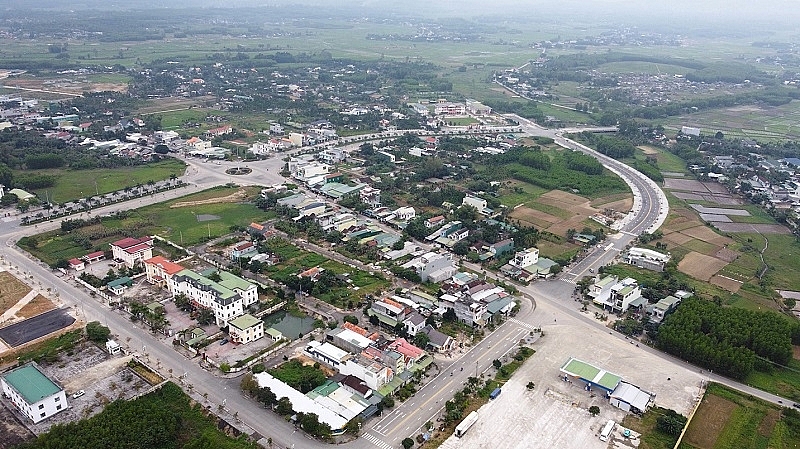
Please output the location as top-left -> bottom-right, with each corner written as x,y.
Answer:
600,420 -> 615,442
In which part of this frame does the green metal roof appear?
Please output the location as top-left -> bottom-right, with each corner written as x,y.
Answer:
597,372 -> 622,391
2,364 -> 61,404
561,358 -> 600,380
176,269 -> 237,300
228,313 -> 261,330
266,327 -> 283,338
107,276 -> 132,288
217,270 -> 254,292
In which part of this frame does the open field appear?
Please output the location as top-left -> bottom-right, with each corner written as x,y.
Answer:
658,101 -> 800,142
25,186 -> 271,266
678,252 -> 729,281
0,271 -> 33,316
23,159 -> 187,204
681,383 -> 800,449
16,295 -> 57,319
497,181 -> 549,207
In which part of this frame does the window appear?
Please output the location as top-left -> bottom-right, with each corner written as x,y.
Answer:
40,412 -> 46,418
56,405 -> 62,410
54,396 -> 60,402
38,404 -> 44,410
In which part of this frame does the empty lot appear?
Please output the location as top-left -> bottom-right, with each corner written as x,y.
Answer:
438,300 -> 704,449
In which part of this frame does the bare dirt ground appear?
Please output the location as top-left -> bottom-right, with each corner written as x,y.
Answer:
170,188 -> 248,208
0,404 -> 34,449
0,271 -> 32,315
663,179 -> 710,192
714,248 -> 740,263
678,252 -> 729,281
136,96 -> 216,114
6,78 -> 127,94
509,207 -> 561,227
682,394 -> 737,449
709,275 -> 743,293
681,226 -> 734,247
16,295 -> 56,319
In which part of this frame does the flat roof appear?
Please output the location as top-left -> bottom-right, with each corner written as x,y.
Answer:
560,357 -> 621,392
2,364 -> 61,404
229,314 -> 261,330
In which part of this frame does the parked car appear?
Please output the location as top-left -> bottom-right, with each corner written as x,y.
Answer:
219,338 -> 229,345
72,390 -> 85,399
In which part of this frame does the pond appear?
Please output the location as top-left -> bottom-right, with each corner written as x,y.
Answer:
263,310 -> 315,340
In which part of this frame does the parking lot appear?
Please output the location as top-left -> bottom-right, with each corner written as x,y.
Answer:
439,300 -> 704,449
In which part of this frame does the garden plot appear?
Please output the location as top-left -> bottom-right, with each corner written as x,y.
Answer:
0,271 -> 33,316
678,252 -> 729,281
663,179 -> 711,192
714,223 -> 792,234
709,275 -> 743,293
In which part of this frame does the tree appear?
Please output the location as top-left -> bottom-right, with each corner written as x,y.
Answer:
413,332 -> 430,349
526,382 -> 536,390
402,437 -> 415,449
343,315 -> 359,325
196,309 -> 215,325
275,396 -> 293,415
656,408 -> 687,436
589,405 -> 600,416
492,359 -> 502,369
85,321 -> 111,343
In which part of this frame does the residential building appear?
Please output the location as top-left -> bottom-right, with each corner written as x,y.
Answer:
648,295 -> 684,323
465,99 -> 492,115
510,247 -> 539,268
228,314 -> 264,344
327,327 -> 374,354
425,215 -> 446,229
588,274 -> 619,307
318,147 -> 347,164
110,236 -> 154,268
229,241 -> 257,260
609,382 -> 655,413
68,258 -> 85,271
401,252 -> 457,283
598,278 -> 645,314
393,206 -> 416,221
143,256 -> 185,292
81,251 -> 105,264
359,186 -> 381,208
419,325 -> 454,352
107,277 -> 132,296
370,298 -> 409,326
462,195 -> 487,211
403,311 -> 427,336
626,247 -> 671,272
1,363 -> 67,423
169,269 -> 258,326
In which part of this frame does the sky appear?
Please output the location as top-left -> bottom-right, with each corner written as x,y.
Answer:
8,0 -> 800,26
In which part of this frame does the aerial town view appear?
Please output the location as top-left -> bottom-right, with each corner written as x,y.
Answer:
2,0 -> 800,448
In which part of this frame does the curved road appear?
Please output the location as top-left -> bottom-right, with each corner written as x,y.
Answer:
0,123 -> 787,449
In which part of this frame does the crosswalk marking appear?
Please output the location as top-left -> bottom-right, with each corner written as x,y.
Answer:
560,278 -> 577,285
362,432 -> 393,449
508,317 -> 535,330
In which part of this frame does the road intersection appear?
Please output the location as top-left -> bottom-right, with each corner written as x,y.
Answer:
0,125 -> 784,449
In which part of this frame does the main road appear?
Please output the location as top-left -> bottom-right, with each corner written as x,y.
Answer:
7,120 -> 784,449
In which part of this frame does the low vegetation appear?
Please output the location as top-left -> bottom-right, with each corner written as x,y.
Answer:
16,382 -> 258,449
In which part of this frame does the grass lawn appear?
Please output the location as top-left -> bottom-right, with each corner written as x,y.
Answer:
154,108 -> 215,130
447,117 -> 479,126
746,358 -> 800,402
24,186 -> 270,265
497,181 -> 549,207
24,159 -> 187,204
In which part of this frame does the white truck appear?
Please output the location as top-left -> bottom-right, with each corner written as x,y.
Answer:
455,411 -> 479,437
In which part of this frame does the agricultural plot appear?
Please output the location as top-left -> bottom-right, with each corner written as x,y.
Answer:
677,252 -> 729,282
659,102 -> 800,142
681,383 -> 800,449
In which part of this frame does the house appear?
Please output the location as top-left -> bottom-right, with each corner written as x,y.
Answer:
1,363 -> 67,423
419,325 -> 454,352
434,102 -> 466,116
393,206 -> 416,221
82,251 -> 105,264
626,247 -> 671,272
327,327 -> 374,354
106,277 -> 133,296
596,278 -> 645,314
105,339 -> 121,354
359,186 -> 381,208
228,314 -> 264,344
649,295 -> 684,323
110,236 -> 153,268
488,239 -> 515,258
403,311 -> 427,337
169,269 -> 258,327
229,241 -> 257,260
425,215 -> 446,229
462,195 -> 487,211
401,252 -> 457,283
370,298 -> 409,326
143,256 -> 185,292
68,258 -> 85,271
588,275 -> 619,307
265,327 -> 283,342
247,222 -> 272,238
510,247 -> 539,268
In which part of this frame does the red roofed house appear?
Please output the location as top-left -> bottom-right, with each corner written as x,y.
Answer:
82,251 -> 105,264
229,241 -> 257,261
110,237 -> 153,268
68,258 -> 85,271
143,256 -> 185,292
387,338 -> 426,364
205,125 -> 232,138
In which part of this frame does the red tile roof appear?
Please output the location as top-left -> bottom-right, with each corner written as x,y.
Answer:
143,256 -> 184,275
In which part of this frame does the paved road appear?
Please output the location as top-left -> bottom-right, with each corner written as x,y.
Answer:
0,308 -> 75,347
0,122 -> 786,449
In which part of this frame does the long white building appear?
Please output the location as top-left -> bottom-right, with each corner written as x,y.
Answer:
169,268 -> 258,326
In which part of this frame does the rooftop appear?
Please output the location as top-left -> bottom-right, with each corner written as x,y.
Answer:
144,256 -> 185,275
2,364 -> 62,404
229,313 -> 261,330
560,357 -> 621,392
